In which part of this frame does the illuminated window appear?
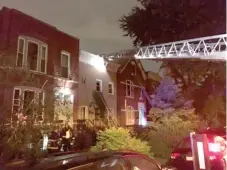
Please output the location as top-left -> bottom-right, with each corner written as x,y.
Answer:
126,106 -> 135,125
55,88 -> 73,104
126,80 -> 134,97
16,36 -> 48,73
140,87 -> 144,99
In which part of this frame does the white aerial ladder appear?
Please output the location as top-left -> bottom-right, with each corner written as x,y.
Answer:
102,34 -> 227,61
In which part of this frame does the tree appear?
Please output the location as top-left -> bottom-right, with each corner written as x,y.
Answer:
0,51 -> 73,163
203,95 -> 226,128
91,127 -> 152,157
150,76 -> 193,109
119,0 -> 226,114
120,0 -> 225,46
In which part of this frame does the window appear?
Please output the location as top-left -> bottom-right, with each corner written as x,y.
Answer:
131,61 -> 136,75
126,106 -> 135,125
126,80 -> 134,97
55,88 -> 74,104
108,82 -> 114,94
37,92 -> 45,121
23,90 -> 36,115
126,156 -> 160,170
27,41 -> 38,71
140,88 -> 144,99
16,37 -> 25,67
96,79 -> 102,92
12,89 -> 21,113
12,88 -> 45,122
79,106 -> 88,120
40,45 -> 47,73
61,51 -> 70,78
16,36 -> 48,73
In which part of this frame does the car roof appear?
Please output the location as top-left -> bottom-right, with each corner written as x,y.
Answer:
5,151 -> 159,170
198,127 -> 226,137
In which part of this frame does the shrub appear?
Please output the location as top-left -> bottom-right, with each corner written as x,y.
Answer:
141,109 -> 207,158
91,127 -> 152,157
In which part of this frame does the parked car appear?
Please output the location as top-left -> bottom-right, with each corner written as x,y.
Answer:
166,127 -> 226,170
4,151 -> 177,170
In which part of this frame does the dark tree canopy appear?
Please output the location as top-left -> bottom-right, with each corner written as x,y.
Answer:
119,0 -> 226,118
120,0 -> 225,46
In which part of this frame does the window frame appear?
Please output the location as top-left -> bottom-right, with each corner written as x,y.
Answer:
27,40 -> 39,72
12,87 -> 45,122
139,87 -> 144,100
40,45 -> 48,73
16,36 -> 48,74
131,61 -> 136,75
108,82 -> 114,95
126,106 -> 135,125
96,79 -> 102,92
16,37 -> 25,67
12,88 -> 22,114
79,106 -> 88,120
126,80 -> 134,98
60,51 -> 71,79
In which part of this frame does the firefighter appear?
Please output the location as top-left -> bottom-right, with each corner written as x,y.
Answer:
60,122 -> 73,152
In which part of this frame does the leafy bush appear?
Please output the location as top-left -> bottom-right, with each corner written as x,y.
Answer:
91,127 -> 152,157
141,109 -> 207,158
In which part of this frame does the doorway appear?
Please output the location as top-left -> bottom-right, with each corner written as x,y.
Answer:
138,102 -> 146,126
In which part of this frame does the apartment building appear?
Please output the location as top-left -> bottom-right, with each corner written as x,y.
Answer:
106,51 -> 161,126
0,7 -> 79,125
78,50 -> 120,127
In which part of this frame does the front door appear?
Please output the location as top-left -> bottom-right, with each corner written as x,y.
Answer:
138,102 -> 146,126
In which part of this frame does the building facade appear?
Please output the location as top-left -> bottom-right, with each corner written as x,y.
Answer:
78,50 -> 119,127
115,57 -> 148,126
0,7 -> 79,125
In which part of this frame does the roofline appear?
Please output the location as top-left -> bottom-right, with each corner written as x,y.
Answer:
1,6 -> 79,41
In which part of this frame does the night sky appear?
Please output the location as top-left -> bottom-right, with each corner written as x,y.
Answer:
0,0 -> 162,72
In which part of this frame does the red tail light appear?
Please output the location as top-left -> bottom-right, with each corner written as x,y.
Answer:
171,153 -> 181,159
208,142 -> 221,152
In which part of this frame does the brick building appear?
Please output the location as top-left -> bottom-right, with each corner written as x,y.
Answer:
0,7 -> 79,125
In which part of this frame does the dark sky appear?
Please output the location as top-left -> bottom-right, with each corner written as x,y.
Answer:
0,0 -> 162,72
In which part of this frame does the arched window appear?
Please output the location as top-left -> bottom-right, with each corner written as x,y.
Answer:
126,106 -> 135,125
126,80 -> 134,97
